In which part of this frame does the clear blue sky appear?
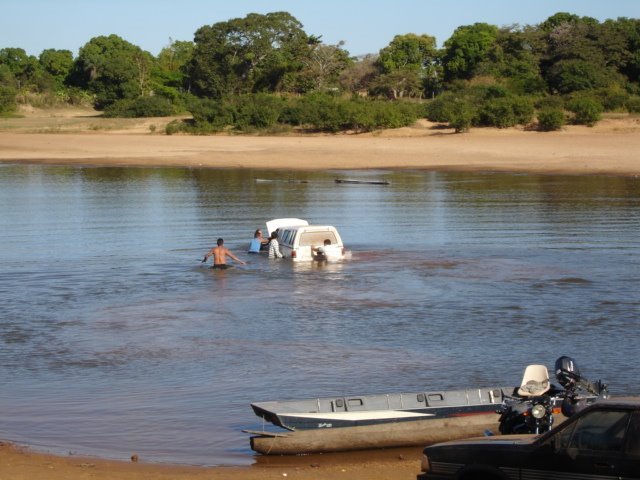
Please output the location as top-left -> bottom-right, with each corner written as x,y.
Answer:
3,0 -> 639,57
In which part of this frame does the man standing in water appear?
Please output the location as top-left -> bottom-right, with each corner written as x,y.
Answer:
202,238 -> 246,269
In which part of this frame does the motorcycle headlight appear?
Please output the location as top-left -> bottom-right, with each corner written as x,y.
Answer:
531,404 -> 546,419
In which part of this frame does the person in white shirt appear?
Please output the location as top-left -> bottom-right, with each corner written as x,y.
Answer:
268,231 -> 283,259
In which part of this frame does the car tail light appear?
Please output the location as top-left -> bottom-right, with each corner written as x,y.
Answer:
291,250 -> 296,258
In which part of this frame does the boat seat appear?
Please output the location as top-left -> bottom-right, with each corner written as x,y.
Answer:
517,364 -> 551,397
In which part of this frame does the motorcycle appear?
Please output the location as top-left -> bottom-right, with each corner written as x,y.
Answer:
555,355 -> 609,418
497,356 -> 608,435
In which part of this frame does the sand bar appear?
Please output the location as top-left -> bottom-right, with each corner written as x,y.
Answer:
1,111 -> 639,175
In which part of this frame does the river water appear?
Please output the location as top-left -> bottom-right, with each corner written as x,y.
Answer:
0,165 -> 639,465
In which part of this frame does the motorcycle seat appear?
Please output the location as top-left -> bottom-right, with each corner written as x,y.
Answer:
517,364 -> 551,396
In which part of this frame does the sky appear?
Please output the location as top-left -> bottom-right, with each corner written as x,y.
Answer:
2,0 -> 640,58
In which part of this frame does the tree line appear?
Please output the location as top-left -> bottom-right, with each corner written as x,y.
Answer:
1,11 -> 639,132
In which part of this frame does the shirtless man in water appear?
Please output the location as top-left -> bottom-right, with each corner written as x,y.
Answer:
202,238 -> 246,269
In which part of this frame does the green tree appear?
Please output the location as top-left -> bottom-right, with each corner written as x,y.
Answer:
485,27 -> 546,95
157,39 -> 194,73
547,59 -> 614,94
378,33 -> 437,73
187,12 -> 312,98
39,49 -> 74,87
369,68 -> 424,99
0,47 -> 42,90
72,35 -> 154,109
153,39 -> 194,104
442,23 -> 499,81
377,33 -> 440,98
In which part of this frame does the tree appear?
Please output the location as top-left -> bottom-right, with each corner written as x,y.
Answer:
153,39 -> 194,103
157,39 -> 194,73
378,33 -> 437,73
484,27 -> 546,95
187,12 -> 312,98
442,23 -> 499,81
72,35 -> 154,109
375,33 -> 439,98
39,49 -> 74,87
296,41 -> 352,92
369,68 -> 424,99
0,48 -> 42,90
547,59 -> 614,94
339,55 -> 379,94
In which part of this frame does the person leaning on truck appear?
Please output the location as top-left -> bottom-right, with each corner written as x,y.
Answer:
268,231 -> 283,259
202,238 -> 246,269
312,239 -> 331,262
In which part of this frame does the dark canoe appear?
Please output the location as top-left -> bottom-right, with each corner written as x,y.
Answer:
335,179 -> 391,185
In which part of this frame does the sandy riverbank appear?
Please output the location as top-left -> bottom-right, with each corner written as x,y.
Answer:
1,108 -> 639,175
0,442 -> 422,480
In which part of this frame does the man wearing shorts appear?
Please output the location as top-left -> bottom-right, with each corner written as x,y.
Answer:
202,238 -> 246,269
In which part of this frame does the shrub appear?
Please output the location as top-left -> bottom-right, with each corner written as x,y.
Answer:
627,96 -> 640,113
566,96 -> 603,126
448,98 -> 475,133
0,85 -> 17,114
597,88 -> 629,112
425,92 -> 458,123
232,94 -> 283,130
478,96 -> 534,128
103,96 -> 175,118
292,93 -> 348,132
537,108 -> 565,131
536,95 -> 564,110
187,98 -> 234,131
480,98 -> 518,128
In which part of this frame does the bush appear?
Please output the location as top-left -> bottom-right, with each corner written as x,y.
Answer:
425,92 -> 458,123
291,93 -> 348,132
478,96 -> 534,128
537,108 -> 565,131
479,98 -> 518,128
187,98 -> 234,131
448,98 -> 475,133
103,96 -> 175,118
627,96 -> 640,114
566,96 -> 603,126
232,94 -> 283,130
536,95 -> 564,110
597,88 -> 629,112
0,85 -> 17,114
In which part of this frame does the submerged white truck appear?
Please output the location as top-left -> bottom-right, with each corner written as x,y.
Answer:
266,218 -> 346,262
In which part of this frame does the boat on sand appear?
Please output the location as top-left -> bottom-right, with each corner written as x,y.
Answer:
245,385 -> 512,455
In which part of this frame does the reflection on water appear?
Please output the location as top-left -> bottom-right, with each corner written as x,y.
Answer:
0,165 -> 639,465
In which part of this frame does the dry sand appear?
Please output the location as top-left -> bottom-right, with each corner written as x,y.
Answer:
1,108 -> 639,480
0,442 -> 421,480
1,107 -> 639,175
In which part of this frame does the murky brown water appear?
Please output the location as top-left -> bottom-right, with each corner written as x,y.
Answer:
0,165 -> 639,465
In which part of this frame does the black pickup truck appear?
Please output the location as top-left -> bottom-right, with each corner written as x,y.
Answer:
418,398 -> 640,480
